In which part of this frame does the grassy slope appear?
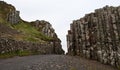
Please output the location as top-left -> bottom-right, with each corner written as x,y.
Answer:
0,21 -> 53,58
0,1 -> 54,58
12,21 -> 52,42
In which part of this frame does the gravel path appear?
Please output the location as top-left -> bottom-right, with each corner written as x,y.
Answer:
0,55 -> 118,70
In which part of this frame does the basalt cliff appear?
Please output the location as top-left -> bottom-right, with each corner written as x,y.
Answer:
67,6 -> 120,68
0,1 -> 64,56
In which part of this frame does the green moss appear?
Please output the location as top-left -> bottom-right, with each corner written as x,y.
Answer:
0,17 -> 6,23
0,17 -> 13,29
70,67 -> 77,70
118,66 -> 120,70
25,37 -> 38,42
0,49 -> 47,59
0,50 -> 33,59
15,50 -> 32,56
0,52 -> 15,58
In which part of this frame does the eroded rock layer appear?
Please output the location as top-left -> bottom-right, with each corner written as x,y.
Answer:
67,6 -> 120,68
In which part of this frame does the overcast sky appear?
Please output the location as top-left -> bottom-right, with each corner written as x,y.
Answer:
4,0 -> 120,52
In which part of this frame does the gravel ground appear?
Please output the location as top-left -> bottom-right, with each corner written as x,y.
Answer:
0,55 -> 118,70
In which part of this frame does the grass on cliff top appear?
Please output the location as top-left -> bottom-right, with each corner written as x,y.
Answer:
12,21 -> 52,42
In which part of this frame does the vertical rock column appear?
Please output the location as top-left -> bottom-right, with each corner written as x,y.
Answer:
7,11 -> 20,24
67,6 -> 120,68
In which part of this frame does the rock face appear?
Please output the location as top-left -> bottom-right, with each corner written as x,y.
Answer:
0,1 -> 64,55
33,20 -> 59,40
34,20 -> 55,37
7,11 -> 20,24
0,38 -> 55,54
67,6 -> 120,68
32,20 -> 64,54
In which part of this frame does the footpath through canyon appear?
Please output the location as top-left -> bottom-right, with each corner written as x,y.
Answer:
0,55 -> 118,70
0,1 -> 120,70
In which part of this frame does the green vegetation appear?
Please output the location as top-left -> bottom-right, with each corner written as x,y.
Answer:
0,1 -> 53,43
118,66 -> 120,70
0,17 -> 9,24
70,67 -> 77,70
0,18 -> 53,43
0,49 -> 47,59
12,21 -> 52,42
0,1 -> 54,59
0,50 -> 32,59
0,17 -> 4,23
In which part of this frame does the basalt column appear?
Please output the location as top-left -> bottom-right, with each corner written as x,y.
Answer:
67,6 -> 120,68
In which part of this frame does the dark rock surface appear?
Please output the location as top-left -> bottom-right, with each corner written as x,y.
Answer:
67,6 -> 120,68
0,55 -> 117,70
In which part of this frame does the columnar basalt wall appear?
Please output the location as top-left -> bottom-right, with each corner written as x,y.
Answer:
67,6 -> 120,68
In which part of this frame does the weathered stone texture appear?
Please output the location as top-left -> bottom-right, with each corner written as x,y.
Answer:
67,6 -> 120,68
34,20 -> 55,38
7,11 -> 20,24
0,0 -> 20,24
0,38 -> 54,54
32,20 -> 64,54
